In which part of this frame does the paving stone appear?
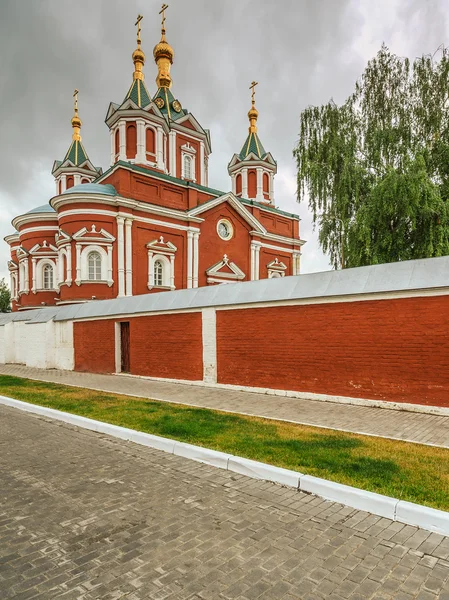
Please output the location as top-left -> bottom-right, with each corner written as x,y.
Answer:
0,405 -> 448,600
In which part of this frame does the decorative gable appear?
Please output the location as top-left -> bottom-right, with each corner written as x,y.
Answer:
29,241 -> 58,255
73,224 -> 116,243
188,193 -> 267,234
146,236 -> 177,255
206,254 -> 246,284
267,258 -> 287,278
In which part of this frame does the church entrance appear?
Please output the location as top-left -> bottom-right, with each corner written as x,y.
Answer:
120,321 -> 130,373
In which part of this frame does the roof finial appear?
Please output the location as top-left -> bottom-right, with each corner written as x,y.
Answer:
153,4 -> 174,88
248,81 -> 259,134
132,14 -> 146,81
71,89 -> 82,141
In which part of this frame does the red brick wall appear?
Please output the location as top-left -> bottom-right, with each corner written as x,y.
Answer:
128,313 -> 203,380
74,320 -> 116,374
216,296 -> 449,407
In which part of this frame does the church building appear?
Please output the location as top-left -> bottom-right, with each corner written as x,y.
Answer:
5,8 -> 304,312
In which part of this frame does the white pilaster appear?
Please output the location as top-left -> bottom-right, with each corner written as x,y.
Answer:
231,173 -> 236,195
157,127 -> 164,170
292,252 -> 301,275
119,121 -> 126,161
107,245 -> 113,286
136,119 -> 146,163
169,131 -> 176,176
147,251 -> 154,288
170,254 -> 175,289
193,232 -> 199,288
256,167 -> 264,202
199,141 -> 205,186
255,244 -> 260,280
251,242 -> 261,281
202,307 -> 217,384
187,230 -> 193,289
116,216 -> 125,297
66,245 -> 72,285
269,171 -> 275,203
242,168 -> 248,199
57,252 -> 64,286
75,244 -> 81,285
61,175 -> 67,193
110,129 -> 115,166
31,258 -> 37,293
74,174 -> 81,187
125,218 -> 133,296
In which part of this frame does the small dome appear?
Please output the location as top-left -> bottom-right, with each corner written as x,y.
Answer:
27,204 -> 56,214
63,183 -> 117,196
153,37 -> 174,64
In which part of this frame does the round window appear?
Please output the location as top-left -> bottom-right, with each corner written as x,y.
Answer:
217,219 -> 233,241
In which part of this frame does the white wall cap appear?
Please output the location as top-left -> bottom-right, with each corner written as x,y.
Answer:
228,456 -> 302,488
300,475 -> 398,519
395,500 -> 449,536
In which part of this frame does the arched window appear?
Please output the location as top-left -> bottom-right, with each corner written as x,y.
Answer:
248,170 -> 257,198
88,251 -> 102,281
126,124 -> 137,159
236,173 -> 242,195
146,128 -> 155,157
66,176 -> 74,189
154,259 -> 164,287
115,129 -> 120,158
81,178 -> 90,184
43,264 -> 54,289
183,155 -> 192,180
263,172 -> 269,193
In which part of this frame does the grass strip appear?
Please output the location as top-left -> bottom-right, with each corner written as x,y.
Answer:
1,374 -> 448,511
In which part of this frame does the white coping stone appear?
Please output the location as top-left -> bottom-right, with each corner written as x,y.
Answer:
228,456 -> 302,489
174,441 -> 231,469
300,475 -> 398,519
395,501 -> 449,536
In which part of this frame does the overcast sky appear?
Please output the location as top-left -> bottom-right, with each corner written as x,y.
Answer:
0,0 -> 448,282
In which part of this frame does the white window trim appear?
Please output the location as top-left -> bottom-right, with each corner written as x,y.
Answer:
148,253 -> 173,290
78,244 -> 113,286
267,258 -> 288,278
36,259 -> 57,291
181,142 -> 197,182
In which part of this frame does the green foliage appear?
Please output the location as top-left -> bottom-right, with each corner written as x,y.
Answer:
0,278 -> 11,312
294,44 -> 449,268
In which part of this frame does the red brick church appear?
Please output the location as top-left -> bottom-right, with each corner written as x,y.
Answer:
5,9 -> 304,312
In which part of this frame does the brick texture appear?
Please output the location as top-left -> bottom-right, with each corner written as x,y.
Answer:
216,295 -> 449,407
128,313 -> 203,380
74,320 -> 116,374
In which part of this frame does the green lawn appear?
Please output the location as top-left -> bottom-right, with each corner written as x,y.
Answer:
1,374 -> 448,511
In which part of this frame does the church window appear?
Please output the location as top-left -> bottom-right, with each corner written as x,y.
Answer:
88,251 -> 102,281
263,172 -> 269,193
43,264 -> 54,289
236,173 -> 242,195
248,170 -> 257,198
66,176 -> 74,189
146,127 -> 155,156
154,260 -> 164,287
126,124 -> 137,159
183,154 -> 193,180
81,178 -> 89,184
217,219 -> 234,241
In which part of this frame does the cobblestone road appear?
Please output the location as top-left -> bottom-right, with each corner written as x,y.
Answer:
1,364 -> 449,448
1,406 -> 449,599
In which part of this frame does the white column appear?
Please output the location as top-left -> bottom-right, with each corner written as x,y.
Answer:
107,245 -> 113,286
116,216 -> 125,296
231,173 -> 236,195
75,244 -> 81,285
61,174 -> 67,193
125,218 -> 133,296
269,172 -> 275,203
147,251 -> 154,288
193,232 -> 199,288
202,307 -> 217,384
256,167 -> 264,202
242,168 -> 248,198
251,243 -> 261,281
136,120 -> 145,163
74,174 -> 81,187
199,141 -> 205,186
24,260 -> 29,293
292,252 -> 301,275
169,131 -> 176,176
170,254 -> 175,289
31,258 -> 37,293
157,127 -> 164,170
110,129 -> 115,166
119,121 -> 126,161
66,245 -> 72,285
187,230 -> 193,289
57,252 -> 64,286
250,244 -> 255,281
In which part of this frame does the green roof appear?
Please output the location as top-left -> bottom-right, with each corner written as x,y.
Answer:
239,131 -> 266,160
125,78 -> 152,108
153,87 -> 186,121
63,140 -> 89,166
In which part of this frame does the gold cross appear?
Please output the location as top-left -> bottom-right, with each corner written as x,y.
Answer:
73,89 -> 79,113
135,14 -> 143,45
160,4 -> 168,31
249,81 -> 258,104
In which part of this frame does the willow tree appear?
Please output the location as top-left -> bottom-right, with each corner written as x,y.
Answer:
294,44 -> 449,268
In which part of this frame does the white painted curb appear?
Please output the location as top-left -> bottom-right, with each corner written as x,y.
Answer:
1,395 -> 448,536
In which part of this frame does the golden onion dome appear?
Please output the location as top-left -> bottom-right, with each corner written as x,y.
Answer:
132,46 -> 146,64
153,33 -> 174,64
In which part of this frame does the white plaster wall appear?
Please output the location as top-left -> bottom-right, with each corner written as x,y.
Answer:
0,326 -> 5,364
14,322 -> 28,364
24,323 -> 48,369
54,321 -> 74,371
4,322 -> 15,363
202,307 -> 217,384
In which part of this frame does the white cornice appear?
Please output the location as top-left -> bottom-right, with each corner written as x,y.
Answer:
12,213 -> 58,231
251,231 -> 305,247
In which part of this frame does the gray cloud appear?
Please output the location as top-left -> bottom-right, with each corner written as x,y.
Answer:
0,0 -> 448,281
